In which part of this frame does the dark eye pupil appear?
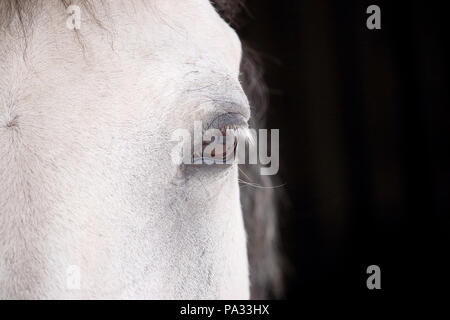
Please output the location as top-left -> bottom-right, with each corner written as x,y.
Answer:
202,131 -> 238,162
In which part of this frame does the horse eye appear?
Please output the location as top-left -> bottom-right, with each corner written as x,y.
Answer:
198,129 -> 239,164
207,130 -> 238,161
191,112 -> 248,165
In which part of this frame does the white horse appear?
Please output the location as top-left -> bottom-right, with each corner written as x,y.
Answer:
0,0 -> 280,299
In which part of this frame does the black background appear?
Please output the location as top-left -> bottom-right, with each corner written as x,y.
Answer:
238,0 -> 449,298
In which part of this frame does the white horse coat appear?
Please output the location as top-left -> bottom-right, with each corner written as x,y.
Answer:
0,0 -> 250,299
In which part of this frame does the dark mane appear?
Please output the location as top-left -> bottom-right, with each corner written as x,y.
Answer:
212,0 -> 284,299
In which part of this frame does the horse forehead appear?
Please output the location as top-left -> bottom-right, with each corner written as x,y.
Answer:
0,0 -> 242,99
0,0 -> 245,146
157,0 -> 242,59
